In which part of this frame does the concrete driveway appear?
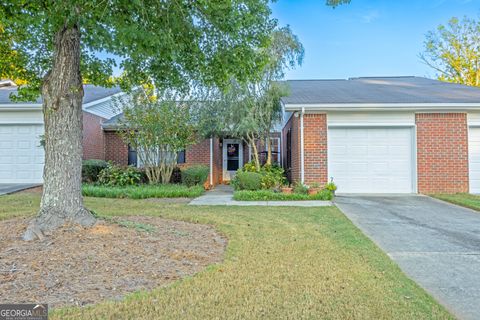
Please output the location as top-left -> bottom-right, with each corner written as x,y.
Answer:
0,184 -> 39,195
335,195 -> 480,320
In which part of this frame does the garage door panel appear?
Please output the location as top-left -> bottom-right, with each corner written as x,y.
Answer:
0,124 -> 44,183
469,128 -> 480,193
328,127 -> 413,193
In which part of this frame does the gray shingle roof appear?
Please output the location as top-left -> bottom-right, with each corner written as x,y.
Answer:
281,77 -> 480,105
0,84 -> 122,105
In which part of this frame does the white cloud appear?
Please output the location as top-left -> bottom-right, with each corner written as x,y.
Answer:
361,10 -> 380,24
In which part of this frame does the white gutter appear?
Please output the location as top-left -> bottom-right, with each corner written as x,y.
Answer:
300,107 -> 305,184
0,104 -> 41,110
284,103 -> 480,112
209,137 -> 213,186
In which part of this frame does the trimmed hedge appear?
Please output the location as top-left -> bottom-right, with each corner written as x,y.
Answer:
233,189 -> 333,201
82,184 -> 204,199
82,159 -> 108,182
181,165 -> 209,187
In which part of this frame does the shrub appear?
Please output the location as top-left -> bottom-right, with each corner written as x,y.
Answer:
293,183 -> 309,195
181,165 -> 209,187
325,180 -> 338,193
82,184 -> 204,199
242,161 -> 259,172
82,159 -> 108,182
233,189 -> 333,201
97,163 -> 142,187
260,164 -> 286,189
232,171 -> 263,190
170,166 -> 182,184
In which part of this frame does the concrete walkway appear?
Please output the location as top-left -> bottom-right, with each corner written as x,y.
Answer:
0,184 -> 40,195
335,195 -> 480,320
189,185 -> 332,207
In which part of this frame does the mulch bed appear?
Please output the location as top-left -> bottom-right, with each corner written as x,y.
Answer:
0,216 -> 226,308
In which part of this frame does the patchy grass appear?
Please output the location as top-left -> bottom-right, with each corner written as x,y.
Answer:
432,193 -> 480,211
0,193 -> 452,319
82,184 -> 204,199
234,189 -> 333,201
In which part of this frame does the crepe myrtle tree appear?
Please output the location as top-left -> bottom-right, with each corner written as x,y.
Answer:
114,91 -> 196,184
195,26 -> 303,170
0,1 -> 277,241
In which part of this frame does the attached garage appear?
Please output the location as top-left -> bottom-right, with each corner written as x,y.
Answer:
0,124 -> 44,183
0,105 -> 45,183
469,125 -> 480,194
328,127 -> 414,193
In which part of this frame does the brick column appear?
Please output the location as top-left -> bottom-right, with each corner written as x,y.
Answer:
303,113 -> 328,185
104,131 -> 128,166
416,113 -> 468,194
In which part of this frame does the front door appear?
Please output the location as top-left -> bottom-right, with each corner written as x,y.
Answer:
223,139 -> 243,181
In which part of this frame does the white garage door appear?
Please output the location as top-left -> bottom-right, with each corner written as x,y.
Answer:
328,127 -> 414,193
469,127 -> 480,193
0,124 -> 44,183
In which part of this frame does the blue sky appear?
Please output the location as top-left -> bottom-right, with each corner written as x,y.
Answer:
271,0 -> 480,80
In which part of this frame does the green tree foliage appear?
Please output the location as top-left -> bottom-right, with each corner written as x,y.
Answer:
115,91 -> 196,184
0,1 -> 276,239
195,26 -> 304,170
421,17 -> 480,87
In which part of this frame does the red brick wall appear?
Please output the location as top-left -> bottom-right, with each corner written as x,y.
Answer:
104,131 -> 128,166
303,114 -> 328,185
416,113 -> 469,194
82,111 -> 105,160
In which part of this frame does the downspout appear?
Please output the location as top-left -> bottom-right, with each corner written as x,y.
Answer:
209,137 -> 213,186
300,107 -> 305,184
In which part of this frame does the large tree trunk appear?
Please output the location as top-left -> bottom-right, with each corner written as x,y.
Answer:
23,25 -> 95,241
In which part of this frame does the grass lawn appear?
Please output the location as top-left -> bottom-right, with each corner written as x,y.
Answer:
234,189 -> 333,201
82,184 -> 204,199
432,193 -> 480,211
0,193 -> 451,319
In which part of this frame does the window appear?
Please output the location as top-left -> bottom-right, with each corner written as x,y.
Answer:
286,129 -> 292,170
177,150 -> 186,164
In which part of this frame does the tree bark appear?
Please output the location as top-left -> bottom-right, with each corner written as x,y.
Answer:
23,25 -> 96,241
266,136 -> 272,166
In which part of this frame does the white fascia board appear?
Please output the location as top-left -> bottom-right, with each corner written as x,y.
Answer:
82,91 -> 126,109
284,103 -> 480,112
0,104 -> 41,110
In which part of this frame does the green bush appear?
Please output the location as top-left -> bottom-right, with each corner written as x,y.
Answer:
232,171 -> 263,190
98,163 -> 142,187
293,183 -> 309,195
181,165 -> 209,187
260,164 -> 286,189
242,161 -> 258,172
82,159 -> 108,182
233,189 -> 333,201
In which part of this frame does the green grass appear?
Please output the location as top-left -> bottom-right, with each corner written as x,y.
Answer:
0,193 -> 452,319
432,193 -> 480,211
234,189 -> 333,201
82,184 -> 204,199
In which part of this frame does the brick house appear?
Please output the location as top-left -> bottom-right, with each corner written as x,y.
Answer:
281,77 -> 480,194
4,76 -> 480,194
101,113 -> 282,186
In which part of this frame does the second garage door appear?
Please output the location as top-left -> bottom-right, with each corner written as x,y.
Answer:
0,124 -> 44,183
328,127 -> 414,193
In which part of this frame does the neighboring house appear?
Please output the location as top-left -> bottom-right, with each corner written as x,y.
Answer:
0,83 -> 122,183
281,76 -> 480,194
